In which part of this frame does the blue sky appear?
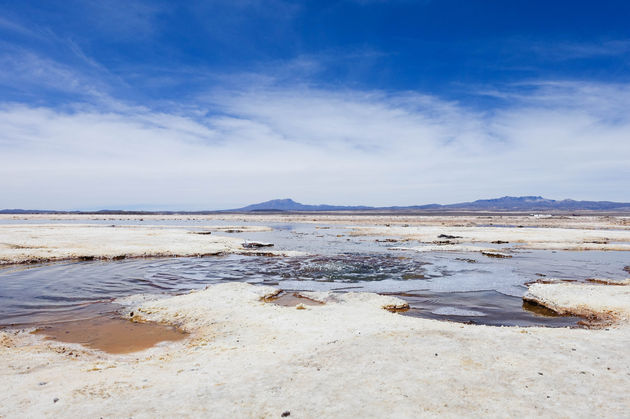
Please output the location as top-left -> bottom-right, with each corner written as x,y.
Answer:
1,1 -> 629,209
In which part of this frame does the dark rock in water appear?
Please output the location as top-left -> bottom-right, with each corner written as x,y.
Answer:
624,266 -> 630,274
281,411 -> 291,417
53,398 -> 59,403
242,241 -> 274,249
402,273 -> 426,280
438,234 -> 462,239
244,251 -> 278,257
491,240 -> 509,244
481,251 -> 512,258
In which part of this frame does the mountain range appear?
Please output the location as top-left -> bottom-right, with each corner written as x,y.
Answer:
232,196 -> 630,212
2,196 -> 630,214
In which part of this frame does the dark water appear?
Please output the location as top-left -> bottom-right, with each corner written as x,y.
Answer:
1,220 -> 628,328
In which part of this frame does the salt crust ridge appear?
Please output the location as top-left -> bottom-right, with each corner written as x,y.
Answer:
352,225 -> 630,251
525,282 -> 630,321
0,224 -> 299,265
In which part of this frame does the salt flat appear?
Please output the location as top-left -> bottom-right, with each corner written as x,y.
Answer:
0,224 -> 294,265
1,281 -> 629,418
0,214 -> 629,417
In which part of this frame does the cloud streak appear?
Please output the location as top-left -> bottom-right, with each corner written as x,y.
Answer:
0,80 -> 629,210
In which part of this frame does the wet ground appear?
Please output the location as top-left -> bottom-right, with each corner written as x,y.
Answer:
2,219 -> 630,352
33,313 -> 186,354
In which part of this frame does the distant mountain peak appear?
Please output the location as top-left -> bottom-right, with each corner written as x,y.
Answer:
234,198 -> 373,212
268,198 -> 298,204
238,198 -> 305,211
479,196 -> 548,202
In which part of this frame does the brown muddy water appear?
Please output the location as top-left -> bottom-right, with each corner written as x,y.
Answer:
1,220 -> 629,352
34,315 -> 186,354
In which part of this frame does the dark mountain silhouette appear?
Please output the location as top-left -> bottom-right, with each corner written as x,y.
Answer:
235,198 -> 373,212
231,196 -> 630,212
441,196 -> 630,211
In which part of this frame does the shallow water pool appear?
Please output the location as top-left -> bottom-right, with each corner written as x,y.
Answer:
1,220 -> 628,328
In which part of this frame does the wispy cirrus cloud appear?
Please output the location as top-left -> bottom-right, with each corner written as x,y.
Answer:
0,47 -> 124,109
0,15 -> 42,38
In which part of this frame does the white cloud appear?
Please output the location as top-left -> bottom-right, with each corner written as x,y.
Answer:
0,82 -> 629,209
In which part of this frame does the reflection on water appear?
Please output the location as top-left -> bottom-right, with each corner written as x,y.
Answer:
388,290 -> 578,327
1,220 -> 628,328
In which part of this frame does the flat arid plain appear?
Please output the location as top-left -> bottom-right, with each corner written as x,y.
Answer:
1,212 -> 629,417
3,1 -> 630,418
